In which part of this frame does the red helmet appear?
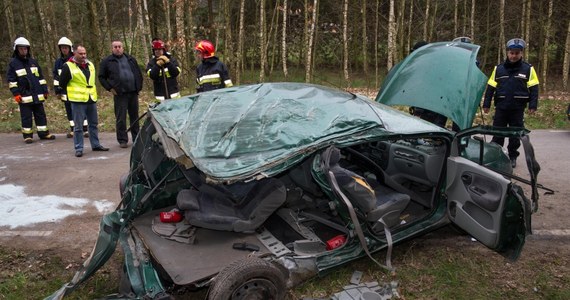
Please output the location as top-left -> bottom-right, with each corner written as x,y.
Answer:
195,40 -> 215,58
152,39 -> 166,50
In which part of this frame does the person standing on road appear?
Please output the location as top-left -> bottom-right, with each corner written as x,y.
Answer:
53,37 -> 89,139
6,37 -> 55,144
59,45 -> 109,157
146,38 -> 181,103
98,40 -> 143,148
195,40 -> 233,93
483,38 -> 539,168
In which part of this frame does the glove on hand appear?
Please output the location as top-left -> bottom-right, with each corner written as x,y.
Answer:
14,95 -> 22,103
156,59 -> 164,67
158,55 -> 170,64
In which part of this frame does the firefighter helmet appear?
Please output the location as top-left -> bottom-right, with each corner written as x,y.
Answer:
13,37 -> 30,50
58,37 -> 73,47
195,40 -> 215,58
152,39 -> 166,50
507,38 -> 526,50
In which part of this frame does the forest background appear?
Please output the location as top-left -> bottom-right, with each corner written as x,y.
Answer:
1,0 -> 570,132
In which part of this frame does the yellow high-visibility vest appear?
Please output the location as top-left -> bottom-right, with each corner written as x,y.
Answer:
65,61 -> 98,102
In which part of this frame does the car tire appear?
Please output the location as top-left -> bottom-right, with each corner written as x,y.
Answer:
208,257 -> 287,300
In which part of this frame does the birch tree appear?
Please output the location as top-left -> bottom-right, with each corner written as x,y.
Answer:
375,0 -> 380,87
236,0 -> 245,84
163,0 -> 172,41
4,0 -> 15,41
361,0 -> 368,75
282,0 -> 289,78
387,0 -> 396,71
470,0 -> 475,40
62,0 -> 72,39
259,0 -> 267,82
423,0 -> 430,41
174,0 -> 186,72
563,20 -> 570,90
454,0 -> 458,37
87,1 -> 102,59
342,0 -> 349,82
224,0 -> 234,75
407,0 -> 413,55
540,0 -> 553,89
305,0 -> 317,83
498,0 -> 505,64
525,0 -> 531,47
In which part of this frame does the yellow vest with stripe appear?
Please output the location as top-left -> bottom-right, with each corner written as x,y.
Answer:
65,61 -> 98,102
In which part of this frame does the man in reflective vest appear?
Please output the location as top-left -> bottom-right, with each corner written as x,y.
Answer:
6,37 -> 55,143
483,38 -> 539,168
59,45 -> 109,157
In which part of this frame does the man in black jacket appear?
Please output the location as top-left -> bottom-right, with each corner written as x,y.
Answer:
483,38 -> 539,168
6,37 -> 55,143
98,40 -> 143,148
146,38 -> 180,102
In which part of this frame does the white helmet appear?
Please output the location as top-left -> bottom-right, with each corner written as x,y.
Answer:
58,37 -> 73,47
13,37 -> 30,50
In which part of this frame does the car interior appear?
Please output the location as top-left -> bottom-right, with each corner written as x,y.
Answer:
126,128 -> 450,288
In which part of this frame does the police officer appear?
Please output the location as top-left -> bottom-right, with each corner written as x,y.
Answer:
53,37 -> 88,138
6,37 -> 55,143
195,40 -> 233,93
483,38 -> 539,168
146,38 -> 181,102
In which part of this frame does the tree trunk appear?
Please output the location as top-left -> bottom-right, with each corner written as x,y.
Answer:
563,20 -> 570,90
186,1 -> 196,87
32,0 -> 52,69
454,0 -> 458,37
470,0 -> 475,40
521,0 -> 526,41
462,0 -> 467,35
375,0 -> 379,87
362,0 -> 368,75
3,0 -> 15,43
387,0 -> 396,71
269,1 -> 281,75
303,0 -> 309,70
136,0 -> 150,58
224,0 -> 234,76
397,0 -> 405,62
541,0 -> 553,90
342,0 -> 349,83
282,0 -> 289,78
428,0 -> 438,42
164,0 -> 173,41
259,0 -> 266,82
407,0 -> 413,56
236,0 -> 245,85
423,0 -> 430,41
525,0 -> 531,47
174,0 -> 186,75
305,0 -> 317,83
101,1 -> 111,48
62,0 -> 73,40
87,1 -> 102,60
498,0 -> 505,64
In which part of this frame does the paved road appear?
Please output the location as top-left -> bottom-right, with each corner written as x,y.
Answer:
0,129 -> 568,254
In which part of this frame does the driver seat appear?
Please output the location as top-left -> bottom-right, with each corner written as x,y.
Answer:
324,147 -> 410,229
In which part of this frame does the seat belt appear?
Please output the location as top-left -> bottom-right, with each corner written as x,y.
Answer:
328,170 -> 395,274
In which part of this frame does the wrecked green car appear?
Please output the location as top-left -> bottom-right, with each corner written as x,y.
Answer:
50,42 -> 540,299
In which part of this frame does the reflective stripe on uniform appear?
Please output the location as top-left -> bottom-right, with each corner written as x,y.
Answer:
61,94 -> 68,101
22,128 -> 33,134
83,120 -> 88,126
155,96 -> 165,102
21,96 -> 33,103
30,67 -> 39,76
170,92 -> 181,98
39,79 -> 47,85
37,125 -> 48,132
527,67 -> 539,87
9,81 -> 18,88
487,67 -> 498,88
69,120 -> 75,127
197,73 -> 222,85
37,94 -> 45,101
16,69 -> 27,76
53,79 -> 59,86
224,79 -> 233,87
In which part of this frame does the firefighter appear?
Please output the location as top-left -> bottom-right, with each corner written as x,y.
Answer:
146,38 -> 181,102
6,37 -> 55,143
483,38 -> 539,168
195,40 -> 233,93
53,37 -> 88,138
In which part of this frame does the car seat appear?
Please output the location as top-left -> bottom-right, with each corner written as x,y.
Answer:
176,177 -> 286,232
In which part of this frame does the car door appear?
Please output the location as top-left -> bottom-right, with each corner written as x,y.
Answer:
446,128 -> 535,260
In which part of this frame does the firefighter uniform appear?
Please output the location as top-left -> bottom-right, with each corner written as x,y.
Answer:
483,38 -> 539,167
195,40 -> 233,93
146,39 -> 181,102
6,37 -> 54,143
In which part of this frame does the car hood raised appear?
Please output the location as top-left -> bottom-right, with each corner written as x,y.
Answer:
149,83 -> 447,181
375,42 -> 487,130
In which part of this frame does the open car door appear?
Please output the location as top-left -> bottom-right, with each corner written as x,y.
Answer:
446,129 -> 535,260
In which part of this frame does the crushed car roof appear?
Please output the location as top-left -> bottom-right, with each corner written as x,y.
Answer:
150,83 -> 448,181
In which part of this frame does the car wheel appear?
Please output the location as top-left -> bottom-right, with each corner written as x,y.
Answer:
208,257 -> 287,300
